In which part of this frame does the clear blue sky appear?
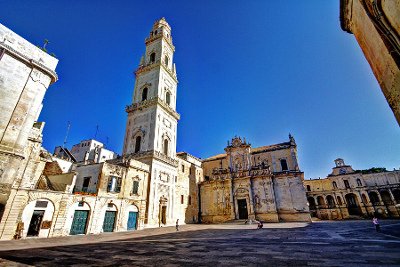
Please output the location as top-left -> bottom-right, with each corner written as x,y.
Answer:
1,1 -> 399,179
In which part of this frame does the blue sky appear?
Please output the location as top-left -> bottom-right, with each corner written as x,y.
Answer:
1,1 -> 399,179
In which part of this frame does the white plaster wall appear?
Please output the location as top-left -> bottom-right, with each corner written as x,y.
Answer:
21,199 -> 55,238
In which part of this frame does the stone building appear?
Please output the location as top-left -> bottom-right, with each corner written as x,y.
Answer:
122,18 -> 202,227
304,158 -> 400,220
200,136 -> 310,223
0,18 -> 311,240
54,139 -> 117,164
340,0 -> 400,125
0,23 -> 58,235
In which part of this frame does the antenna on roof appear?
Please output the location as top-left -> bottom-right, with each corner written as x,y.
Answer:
94,125 -> 99,139
63,121 -> 71,148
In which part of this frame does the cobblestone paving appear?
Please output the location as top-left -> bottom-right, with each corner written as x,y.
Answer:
0,220 -> 399,266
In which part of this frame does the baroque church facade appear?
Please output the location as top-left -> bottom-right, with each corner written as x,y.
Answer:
0,18 -> 309,240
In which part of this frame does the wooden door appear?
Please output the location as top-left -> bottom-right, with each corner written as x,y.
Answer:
70,210 -> 89,235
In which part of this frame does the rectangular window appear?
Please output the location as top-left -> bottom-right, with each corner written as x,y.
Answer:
182,165 -> 185,173
107,176 -> 121,193
35,201 -> 48,208
344,180 -> 350,189
132,180 -> 139,195
189,167 -> 192,175
181,195 -> 184,204
82,176 -> 91,192
280,159 -> 288,171
188,195 -> 191,205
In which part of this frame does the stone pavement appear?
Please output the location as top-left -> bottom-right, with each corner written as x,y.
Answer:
0,220 -> 399,266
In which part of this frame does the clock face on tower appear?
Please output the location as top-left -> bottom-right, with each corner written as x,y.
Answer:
339,168 -> 347,174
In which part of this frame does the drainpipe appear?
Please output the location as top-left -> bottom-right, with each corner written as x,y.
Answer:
197,183 -> 202,223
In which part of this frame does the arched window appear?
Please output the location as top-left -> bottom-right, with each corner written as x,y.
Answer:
337,196 -> 342,205
134,136 -> 141,153
361,193 -> 368,204
368,191 -> 380,205
164,55 -> 169,66
166,91 -> 171,105
306,185 -> 311,191
356,178 -> 362,186
327,195 -> 335,208
150,52 -> 156,63
332,181 -> 337,189
307,197 -> 316,210
317,196 -> 325,206
280,159 -> 288,171
163,139 -> 169,155
142,88 -> 148,101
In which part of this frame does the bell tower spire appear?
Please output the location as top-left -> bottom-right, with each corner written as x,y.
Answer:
122,18 -> 181,226
123,17 -> 179,157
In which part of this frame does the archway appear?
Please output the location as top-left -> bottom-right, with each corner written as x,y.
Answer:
393,189 -> 400,204
380,191 -> 392,205
126,204 -> 139,230
102,203 -> 118,233
368,191 -> 380,205
336,196 -> 343,205
307,197 -> 316,210
317,196 -> 326,207
345,193 -> 361,215
68,201 -> 91,235
21,199 -> 55,238
326,195 -> 335,208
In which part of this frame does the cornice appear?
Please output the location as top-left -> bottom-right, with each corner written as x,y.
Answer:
126,96 -> 180,120
126,150 -> 179,168
135,61 -> 178,83
145,33 -> 175,52
0,42 -> 58,83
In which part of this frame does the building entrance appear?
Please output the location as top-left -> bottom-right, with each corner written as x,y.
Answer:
27,210 -> 45,236
70,210 -> 89,235
161,206 -> 167,224
127,211 -> 137,230
237,199 -> 248,219
103,211 -> 116,232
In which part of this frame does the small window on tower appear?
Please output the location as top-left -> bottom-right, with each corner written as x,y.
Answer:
164,55 -> 169,66
134,136 -> 141,153
163,139 -> 169,155
280,159 -> 288,171
150,52 -> 156,63
142,88 -> 148,101
166,92 -> 171,105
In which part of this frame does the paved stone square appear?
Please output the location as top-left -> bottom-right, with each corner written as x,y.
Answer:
0,220 -> 399,266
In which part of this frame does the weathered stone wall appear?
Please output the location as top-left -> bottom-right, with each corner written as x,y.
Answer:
0,23 -> 58,204
341,0 -> 400,125
306,161 -> 400,220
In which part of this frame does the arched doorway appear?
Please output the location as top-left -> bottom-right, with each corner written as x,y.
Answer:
326,195 -> 335,208
345,193 -> 361,215
368,191 -> 380,206
337,196 -> 343,205
21,199 -> 54,238
102,203 -> 118,232
317,196 -> 326,207
393,189 -> 400,204
307,197 -> 316,210
127,204 -> 139,230
307,197 -> 317,217
380,191 -> 392,205
69,201 -> 91,235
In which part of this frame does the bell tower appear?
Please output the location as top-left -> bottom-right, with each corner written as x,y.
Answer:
123,18 -> 180,227
123,17 -> 179,156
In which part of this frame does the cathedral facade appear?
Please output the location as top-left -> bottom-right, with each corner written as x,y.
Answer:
200,136 -> 310,223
